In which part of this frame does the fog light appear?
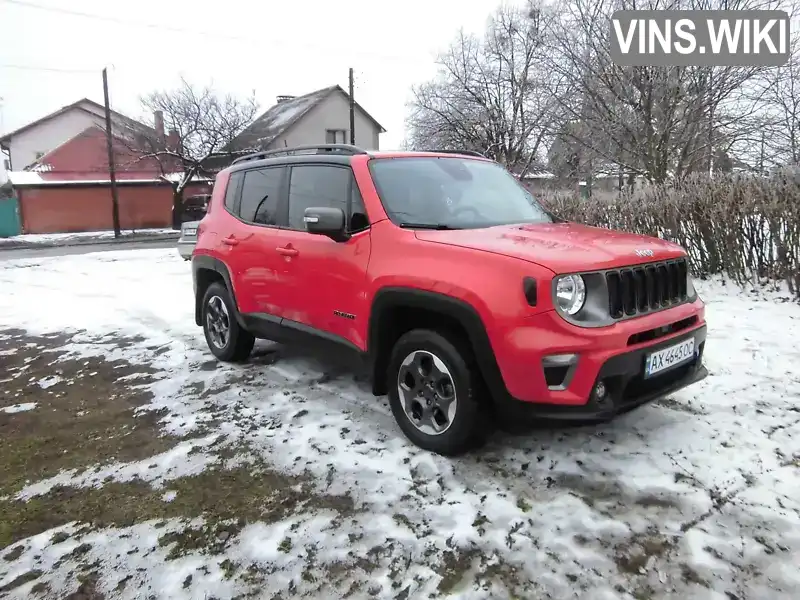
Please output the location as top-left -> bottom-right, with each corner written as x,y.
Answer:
594,380 -> 607,400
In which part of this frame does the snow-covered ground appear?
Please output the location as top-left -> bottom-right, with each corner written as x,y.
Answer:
0,248 -> 798,599
0,228 -> 177,246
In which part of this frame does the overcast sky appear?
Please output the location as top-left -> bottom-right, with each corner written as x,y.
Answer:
0,0 -> 508,151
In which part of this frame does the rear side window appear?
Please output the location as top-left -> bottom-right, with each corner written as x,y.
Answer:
223,172 -> 242,211
288,165 -> 368,232
238,167 -> 283,226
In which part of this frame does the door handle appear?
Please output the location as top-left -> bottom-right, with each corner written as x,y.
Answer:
222,236 -> 239,246
276,246 -> 299,257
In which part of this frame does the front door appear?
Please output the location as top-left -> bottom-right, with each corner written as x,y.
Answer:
281,164 -> 372,350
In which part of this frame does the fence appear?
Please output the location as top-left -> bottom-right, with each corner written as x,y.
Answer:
0,196 -> 21,238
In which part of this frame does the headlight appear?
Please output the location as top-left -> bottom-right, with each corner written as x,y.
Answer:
687,268 -> 696,298
554,274 -> 586,315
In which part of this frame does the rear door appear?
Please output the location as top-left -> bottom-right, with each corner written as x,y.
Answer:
224,165 -> 298,319
281,164 -> 372,349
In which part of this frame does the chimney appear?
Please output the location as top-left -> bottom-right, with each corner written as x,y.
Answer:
276,95 -> 295,104
154,110 -> 165,146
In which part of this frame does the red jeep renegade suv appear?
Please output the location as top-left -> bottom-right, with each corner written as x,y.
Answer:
191,144 -> 707,456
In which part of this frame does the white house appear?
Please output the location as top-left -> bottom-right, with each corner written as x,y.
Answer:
232,85 -> 385,152
0,98 -> 149,172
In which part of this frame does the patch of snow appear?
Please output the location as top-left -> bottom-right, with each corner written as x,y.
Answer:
0,228 -> 177,246
15,436 -> 220,501
161,490 -> 177,502
265,96 -> 319,131
1,402 -> 37,414
37,375 -> 61,389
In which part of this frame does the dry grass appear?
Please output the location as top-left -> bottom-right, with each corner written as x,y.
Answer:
0,330 -> 355,554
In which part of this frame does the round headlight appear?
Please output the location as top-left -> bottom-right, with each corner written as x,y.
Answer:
555,274 -> 586,315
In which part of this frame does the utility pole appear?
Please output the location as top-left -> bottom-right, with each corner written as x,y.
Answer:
102,68 -> 121,238
348,68 -> 356,145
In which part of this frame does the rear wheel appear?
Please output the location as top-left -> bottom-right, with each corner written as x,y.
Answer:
201,282 -> 254,362
387,329 -> 484,456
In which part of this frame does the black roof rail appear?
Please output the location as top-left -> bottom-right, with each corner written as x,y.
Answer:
424,149 -> 487,158
231,144 -> 368,165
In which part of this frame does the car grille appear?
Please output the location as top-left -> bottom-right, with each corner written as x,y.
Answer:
606,259 -> 689,319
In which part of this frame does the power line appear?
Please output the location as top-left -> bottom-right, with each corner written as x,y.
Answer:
0,0 -> 433,65
2,0 -> 238,38
0,63 -> 98,73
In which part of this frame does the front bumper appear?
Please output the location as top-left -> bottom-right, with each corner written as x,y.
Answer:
495,324 -> 707,423
491,297 -> 706,404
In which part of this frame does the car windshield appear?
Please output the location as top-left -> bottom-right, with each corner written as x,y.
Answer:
368,157 -> 553,229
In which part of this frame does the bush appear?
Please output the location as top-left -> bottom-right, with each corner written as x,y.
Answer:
538,172 -> 800,299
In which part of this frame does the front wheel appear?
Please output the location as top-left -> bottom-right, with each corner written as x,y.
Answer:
201,282 -> 255,362
387,329 -> 484,456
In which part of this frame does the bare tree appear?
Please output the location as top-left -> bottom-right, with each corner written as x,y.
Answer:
127,78 -> 258,229
750,12 -> 800,169
545,0 -> 775,183
406,1 -> 569,172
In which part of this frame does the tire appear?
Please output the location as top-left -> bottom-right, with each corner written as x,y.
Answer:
387,329 -> 484,456
201,282 -> 255,362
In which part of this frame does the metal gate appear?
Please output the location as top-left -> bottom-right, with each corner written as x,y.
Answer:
0,196 -> 21,238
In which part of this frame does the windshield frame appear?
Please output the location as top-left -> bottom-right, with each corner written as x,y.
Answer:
367,156 -> 555,230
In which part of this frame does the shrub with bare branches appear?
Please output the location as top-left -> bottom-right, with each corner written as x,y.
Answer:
538,173 -> 800,298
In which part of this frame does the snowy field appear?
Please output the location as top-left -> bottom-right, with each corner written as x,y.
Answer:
0,248 -> 799,599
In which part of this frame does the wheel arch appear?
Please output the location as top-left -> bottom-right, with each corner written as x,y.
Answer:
366,287 -> 510,402
192,255 -> 243,327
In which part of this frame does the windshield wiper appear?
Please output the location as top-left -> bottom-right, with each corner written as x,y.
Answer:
398,222 -> 461,230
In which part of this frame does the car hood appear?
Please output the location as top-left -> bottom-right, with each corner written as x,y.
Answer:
414,222 -> 687,274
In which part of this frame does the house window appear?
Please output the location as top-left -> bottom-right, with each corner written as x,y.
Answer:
325,129 -> 348,144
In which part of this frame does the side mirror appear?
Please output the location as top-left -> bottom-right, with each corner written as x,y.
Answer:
304,207 -> 349,242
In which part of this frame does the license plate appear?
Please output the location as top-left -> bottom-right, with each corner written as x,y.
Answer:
645,337 -> 695,378
183,228 -> 197,236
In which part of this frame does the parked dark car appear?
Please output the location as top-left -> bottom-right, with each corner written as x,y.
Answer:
183,194 -> 210,222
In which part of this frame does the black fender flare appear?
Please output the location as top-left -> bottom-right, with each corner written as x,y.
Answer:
191,255 -> 245,327
366,287 -> 511,402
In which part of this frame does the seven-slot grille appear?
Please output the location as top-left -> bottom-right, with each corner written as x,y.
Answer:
606,259 -> 689,319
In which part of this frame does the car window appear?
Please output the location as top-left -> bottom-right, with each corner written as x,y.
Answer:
288,165 -> 366,232
368,157 -> 553,229
223,172 -> 242,212
350,183 -> 369,233
238,167 -> 283,225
